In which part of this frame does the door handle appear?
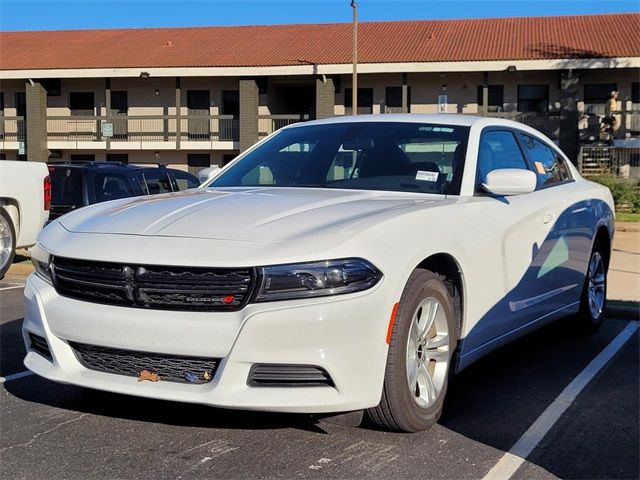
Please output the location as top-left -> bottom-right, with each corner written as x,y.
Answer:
543,213 -> 555,224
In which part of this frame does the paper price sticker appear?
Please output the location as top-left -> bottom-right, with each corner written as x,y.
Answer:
535,161 -> 546,174
415,170 -> 439,182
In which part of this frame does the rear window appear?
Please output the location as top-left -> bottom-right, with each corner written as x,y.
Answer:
93,173 -> 137,203
50,168 -> 84,207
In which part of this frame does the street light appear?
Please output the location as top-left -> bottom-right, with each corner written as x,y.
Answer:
351,0 -> 358,115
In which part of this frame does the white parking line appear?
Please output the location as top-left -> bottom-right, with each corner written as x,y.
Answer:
0,370 -> 34,383
482,321 -> 639,480
0,285 -> 25,291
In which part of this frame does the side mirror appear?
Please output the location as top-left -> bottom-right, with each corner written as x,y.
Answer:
481,168 -> 537,196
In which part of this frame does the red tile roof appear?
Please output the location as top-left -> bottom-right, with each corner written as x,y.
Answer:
1,13 -> 638,71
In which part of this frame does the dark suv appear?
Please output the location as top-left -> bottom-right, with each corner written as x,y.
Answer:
48,162 -> 200,220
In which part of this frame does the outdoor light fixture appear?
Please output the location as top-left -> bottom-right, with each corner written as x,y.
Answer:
507,65 -> 517,72
155,89 -> 160,95
140,72 -> 150,79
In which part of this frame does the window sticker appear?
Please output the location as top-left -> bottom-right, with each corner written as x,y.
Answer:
535,161 -> 546,174
415,170 -> 439,182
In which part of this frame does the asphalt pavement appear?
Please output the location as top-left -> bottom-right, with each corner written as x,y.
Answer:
0,283 -> 638,480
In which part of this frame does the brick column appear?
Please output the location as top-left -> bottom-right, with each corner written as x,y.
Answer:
25,82 -> 48,162
315,76 -> 335,119
559,70 -> 580,164
239,78 -> 259,152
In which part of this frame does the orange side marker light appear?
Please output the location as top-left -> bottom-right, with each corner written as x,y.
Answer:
386,302 -> 400,345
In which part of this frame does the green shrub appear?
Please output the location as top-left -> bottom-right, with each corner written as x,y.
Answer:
590,176 -> 640,213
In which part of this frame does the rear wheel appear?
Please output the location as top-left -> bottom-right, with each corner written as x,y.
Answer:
367,269 -> 456,432
0,208 -> 16,280
577,241 -> 607,332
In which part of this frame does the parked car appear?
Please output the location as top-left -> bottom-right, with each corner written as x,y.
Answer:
0,161 -> 50,279
24,114 -> 614,432
47,162 -> 199,220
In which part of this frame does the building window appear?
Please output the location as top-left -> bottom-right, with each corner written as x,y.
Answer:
344,88 -> 374,115
476,85 -> 504,112
222,154 -> 236,165
385,86 -> 411,113
584,83 -> 617,114
187,154 -> 210,168
631,82 -> 639,104
40,79 -> 61,96
517,85 -> 549,113
106,153 -> 129,163
70,154 -> 95,162
69,92 -> 95,115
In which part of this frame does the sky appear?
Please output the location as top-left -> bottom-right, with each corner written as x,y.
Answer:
0,0 -> 638,31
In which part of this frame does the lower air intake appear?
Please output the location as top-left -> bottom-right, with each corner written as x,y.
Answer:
28,332 -> 52,361
247,364 -> 334,387
70,342 -> 220,384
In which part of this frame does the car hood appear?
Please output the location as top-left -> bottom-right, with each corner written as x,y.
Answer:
59,187 -> 453,242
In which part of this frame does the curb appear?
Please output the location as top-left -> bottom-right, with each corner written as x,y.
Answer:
606,304 -> 640,320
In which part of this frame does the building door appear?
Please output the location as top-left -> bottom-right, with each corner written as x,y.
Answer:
15,92 -> 26,160
345,88 -> 373,115
187,90 -> 210,139
111,91 -> 128,140
221,90 -> 239,141
69,92 -> 96,140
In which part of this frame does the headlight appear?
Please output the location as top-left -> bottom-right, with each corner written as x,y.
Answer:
254,258 -> 382,302
31,244 -> 53,285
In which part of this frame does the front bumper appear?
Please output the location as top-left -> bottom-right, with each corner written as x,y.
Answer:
22,274 -> 391,413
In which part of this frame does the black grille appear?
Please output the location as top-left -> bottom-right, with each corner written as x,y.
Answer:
248,364 -> 334,387
28,332 -> 52,361
70,342 -> 220,384
51,256 -> 256,311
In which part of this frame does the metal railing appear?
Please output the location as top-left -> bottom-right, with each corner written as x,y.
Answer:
481,111 -> 561,142
578,146 -> 640,178
578,110 -> 640,144
0,116 -> 26,142
258,114 -> 310,139
46,115 -> 239,142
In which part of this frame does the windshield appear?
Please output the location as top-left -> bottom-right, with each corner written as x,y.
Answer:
210,122 -> 469,195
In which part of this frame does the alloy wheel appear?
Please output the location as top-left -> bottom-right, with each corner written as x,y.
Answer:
587,251 -> 606,319
405,296 -> 450,408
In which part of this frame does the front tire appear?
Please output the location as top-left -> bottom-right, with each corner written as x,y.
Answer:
577,241 -> 608,332
367,269 -> 457,432
0,208 -> 16,280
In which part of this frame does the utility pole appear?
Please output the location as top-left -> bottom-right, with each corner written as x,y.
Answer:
351,0 -> 358,115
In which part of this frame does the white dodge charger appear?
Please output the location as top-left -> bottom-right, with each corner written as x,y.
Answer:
24,114 -> 614,432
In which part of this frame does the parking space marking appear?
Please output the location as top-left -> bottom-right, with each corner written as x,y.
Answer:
483,321 -> 639,480
0,370 -> 34,384
0,285 -> 25,291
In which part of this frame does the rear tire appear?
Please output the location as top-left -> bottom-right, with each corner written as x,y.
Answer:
577,240 -> 608,333
367,269 -> 457,432
0,208 -> 16,280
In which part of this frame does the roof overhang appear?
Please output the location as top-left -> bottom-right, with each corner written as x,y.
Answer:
1,57 -> 638,80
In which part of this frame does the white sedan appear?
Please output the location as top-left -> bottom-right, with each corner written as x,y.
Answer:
24,114 -> 613,432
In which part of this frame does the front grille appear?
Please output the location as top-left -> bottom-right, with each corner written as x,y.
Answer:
248,364 -> 334,387
51,256 -> 256,311
28,332 -> 52,361
70,342 -> 220,384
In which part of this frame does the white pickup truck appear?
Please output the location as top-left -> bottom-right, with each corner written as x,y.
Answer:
0,161 -> 50,278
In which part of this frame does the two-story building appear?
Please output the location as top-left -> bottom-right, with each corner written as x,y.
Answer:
1,13 -> 638,173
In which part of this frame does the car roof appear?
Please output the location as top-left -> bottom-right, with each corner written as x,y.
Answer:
289,113 -> 527,130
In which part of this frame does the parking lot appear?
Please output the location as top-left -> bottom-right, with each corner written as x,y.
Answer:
1,279 -> 637,480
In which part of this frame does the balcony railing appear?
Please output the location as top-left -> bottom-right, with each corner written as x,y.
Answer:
0,116 -> 26,142
46,115 -> 239,142
482,111 -> 561,142
258,114 -> 310,139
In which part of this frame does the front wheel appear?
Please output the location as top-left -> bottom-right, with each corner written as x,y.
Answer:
367,269 -> 457,432
0,208 -> 16,280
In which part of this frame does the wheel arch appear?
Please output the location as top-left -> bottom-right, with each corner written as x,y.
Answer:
0,198 -> 20,239
594,225 -> 612,271
415,253 -> 466,339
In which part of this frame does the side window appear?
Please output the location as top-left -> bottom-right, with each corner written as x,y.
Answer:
519,134 -> 572,187
172,171 -> 200,190
50,168 -> 84,207
140,171 -> 174,194
476,130 -> 528,186
93,174 -> 136,203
